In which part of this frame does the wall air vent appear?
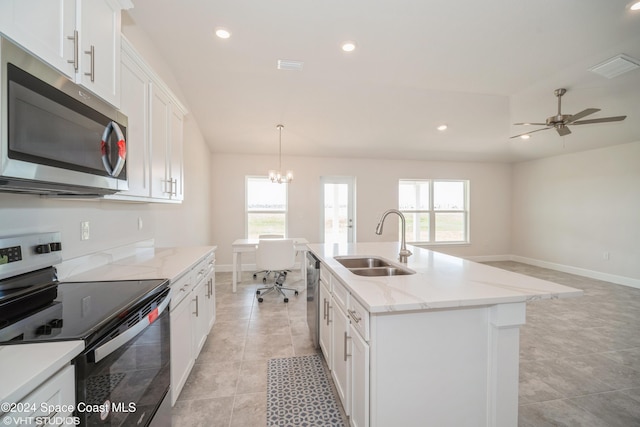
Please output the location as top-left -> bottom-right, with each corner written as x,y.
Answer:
589,54 -> 640,79
277,59 -> 304,71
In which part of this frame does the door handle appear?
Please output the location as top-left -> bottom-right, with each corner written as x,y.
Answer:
84,45 -> 95,82
344,331 -> 351,361
67,30 -> 78,71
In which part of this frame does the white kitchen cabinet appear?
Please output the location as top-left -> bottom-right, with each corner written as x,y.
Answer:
169,271 -> 195,406
0,0 -> 128,107
107,38 -> 187,202
0,0 -> 76,77
319,278 -> 332,369
0,364 -> 75,426
169,250 -> 216,405
330,298 -> 351,416
191,278 -> 208,357
77,0 -> 122,106
117,49 -> 150,197
350,323 -> 369,427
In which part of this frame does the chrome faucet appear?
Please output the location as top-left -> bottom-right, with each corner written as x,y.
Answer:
375,209 -> 412,263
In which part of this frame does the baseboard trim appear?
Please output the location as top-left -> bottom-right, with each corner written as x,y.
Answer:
508,255 -> 640,290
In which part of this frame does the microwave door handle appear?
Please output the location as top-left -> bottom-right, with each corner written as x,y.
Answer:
100,122 -> 127,177
90,291 -> 171,364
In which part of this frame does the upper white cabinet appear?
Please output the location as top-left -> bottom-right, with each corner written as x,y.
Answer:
0,0 -> 76,77
111,37 -> 187,203
0,0 -> 129,107
77,0 -> 123,106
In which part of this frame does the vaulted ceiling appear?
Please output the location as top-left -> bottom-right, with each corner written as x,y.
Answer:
125,0 -> 640,162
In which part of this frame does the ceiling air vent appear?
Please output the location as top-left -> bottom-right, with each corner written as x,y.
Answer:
589,54 -> 640,79
277,59 -> 304,71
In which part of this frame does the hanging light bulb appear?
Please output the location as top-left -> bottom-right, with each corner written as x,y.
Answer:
269,124 -> 293,183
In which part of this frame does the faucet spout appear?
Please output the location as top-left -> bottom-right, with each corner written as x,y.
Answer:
375,209 -> 413,263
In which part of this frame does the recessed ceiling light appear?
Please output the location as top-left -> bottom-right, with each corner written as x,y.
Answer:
520,135 -> 531,140
215,28 -> 231,39
341,41 -> 356,52
437,124 -> 448,131
631,1 -> 640,10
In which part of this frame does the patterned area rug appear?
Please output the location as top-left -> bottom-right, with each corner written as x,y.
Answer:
267,354 -> 346,427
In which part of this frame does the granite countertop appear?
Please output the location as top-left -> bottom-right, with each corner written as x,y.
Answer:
0,341 -> 85,406
58,246 -> 217,282
307,242 -> 583,313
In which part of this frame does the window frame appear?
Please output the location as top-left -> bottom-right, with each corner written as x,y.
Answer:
245,176 -> 289,239
399,179 -> 469,245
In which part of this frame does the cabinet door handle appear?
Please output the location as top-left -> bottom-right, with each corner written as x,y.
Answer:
348,309 -> 362,324
193,295 -> 199,316
323,298 -> 327,321
344,331 -> 351,362
84,45 -> 95,82
67,30 -> 78,71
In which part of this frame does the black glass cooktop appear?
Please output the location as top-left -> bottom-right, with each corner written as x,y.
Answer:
0,277 -> 169,345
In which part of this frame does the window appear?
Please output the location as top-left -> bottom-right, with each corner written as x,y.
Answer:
399,179 -> 469,244
246,176 -> 288,239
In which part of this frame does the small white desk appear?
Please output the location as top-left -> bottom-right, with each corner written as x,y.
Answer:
231,238 -> 309,292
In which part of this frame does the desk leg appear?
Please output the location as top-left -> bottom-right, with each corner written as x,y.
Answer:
232,252 -> 238,293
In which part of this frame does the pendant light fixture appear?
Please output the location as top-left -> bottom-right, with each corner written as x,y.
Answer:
269,124 -> 293,183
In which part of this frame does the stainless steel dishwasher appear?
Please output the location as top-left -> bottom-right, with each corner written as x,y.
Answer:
306,251 -> 320,349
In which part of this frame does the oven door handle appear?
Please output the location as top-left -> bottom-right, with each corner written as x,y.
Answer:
91,291 -> 171,364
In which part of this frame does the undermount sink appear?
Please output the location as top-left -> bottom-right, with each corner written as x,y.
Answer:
334,256 -> 415,276
334,256 -> 392,269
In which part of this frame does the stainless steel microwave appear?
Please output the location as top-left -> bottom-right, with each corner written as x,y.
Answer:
0,34 -> 128,196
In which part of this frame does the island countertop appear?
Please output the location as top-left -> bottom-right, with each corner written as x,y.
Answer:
307,242 -> 582,313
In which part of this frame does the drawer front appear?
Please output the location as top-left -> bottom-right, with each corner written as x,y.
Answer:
332,276 -> 349,312
170,271 -> 193,308
319,263 -> 330,287
348,296 -> 369,341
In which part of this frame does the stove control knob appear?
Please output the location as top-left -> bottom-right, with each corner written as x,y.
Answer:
49,319 -> 64,328
49,242 -> 62,252
36,324 -> 53,336
35,244 -> 51,254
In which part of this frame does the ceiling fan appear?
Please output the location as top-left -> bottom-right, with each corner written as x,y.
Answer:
510,88 -> 626,139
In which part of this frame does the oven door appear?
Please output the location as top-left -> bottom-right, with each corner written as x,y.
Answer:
74,293 -> 170,427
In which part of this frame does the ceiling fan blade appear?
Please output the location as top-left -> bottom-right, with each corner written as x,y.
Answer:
565,108 -> 600,124
513,122 -> 547,126
509,127 -> 551,139
556,126 -> 571,136
571,115 -> 627,125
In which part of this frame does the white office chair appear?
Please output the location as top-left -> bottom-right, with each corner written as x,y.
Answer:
255,238 -> 298,303
252,234 -> 284,283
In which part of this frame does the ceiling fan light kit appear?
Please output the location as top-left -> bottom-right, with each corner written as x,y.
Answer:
510,88 -> 627,139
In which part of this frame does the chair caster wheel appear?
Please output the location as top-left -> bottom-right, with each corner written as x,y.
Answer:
263,278 -> 267,284
258,297 -> 264,303
256,290 -> 260,295
295,291 -> 299,296
284,298 -> 289,303
253,274 -> 257,279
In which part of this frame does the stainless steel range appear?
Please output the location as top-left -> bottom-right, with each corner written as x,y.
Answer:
0,233 -> 171,427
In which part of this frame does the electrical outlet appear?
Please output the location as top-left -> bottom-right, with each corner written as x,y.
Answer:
81,221 -> 90,240
603,251 -> 610,261
138,217 -> 143,231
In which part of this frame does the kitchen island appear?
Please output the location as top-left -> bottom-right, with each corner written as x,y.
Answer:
307,242 -> 582,427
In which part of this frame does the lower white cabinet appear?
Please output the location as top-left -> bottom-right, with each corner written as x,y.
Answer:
350,323 -> 369,427
169,271 -> 195,406
318,279 -> 332,369
0,364 -> 75,426
170,250 -> 216,405
319,269 -> 370,427
331,301 -> 351,416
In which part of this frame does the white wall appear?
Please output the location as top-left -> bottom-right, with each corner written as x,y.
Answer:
211,153 -> 512,268
511,141 -> 640,283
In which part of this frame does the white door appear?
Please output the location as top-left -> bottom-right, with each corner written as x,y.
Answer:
321,176 -> 355,244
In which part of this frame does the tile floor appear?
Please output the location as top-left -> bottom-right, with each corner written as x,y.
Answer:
171,263 -> 640,427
